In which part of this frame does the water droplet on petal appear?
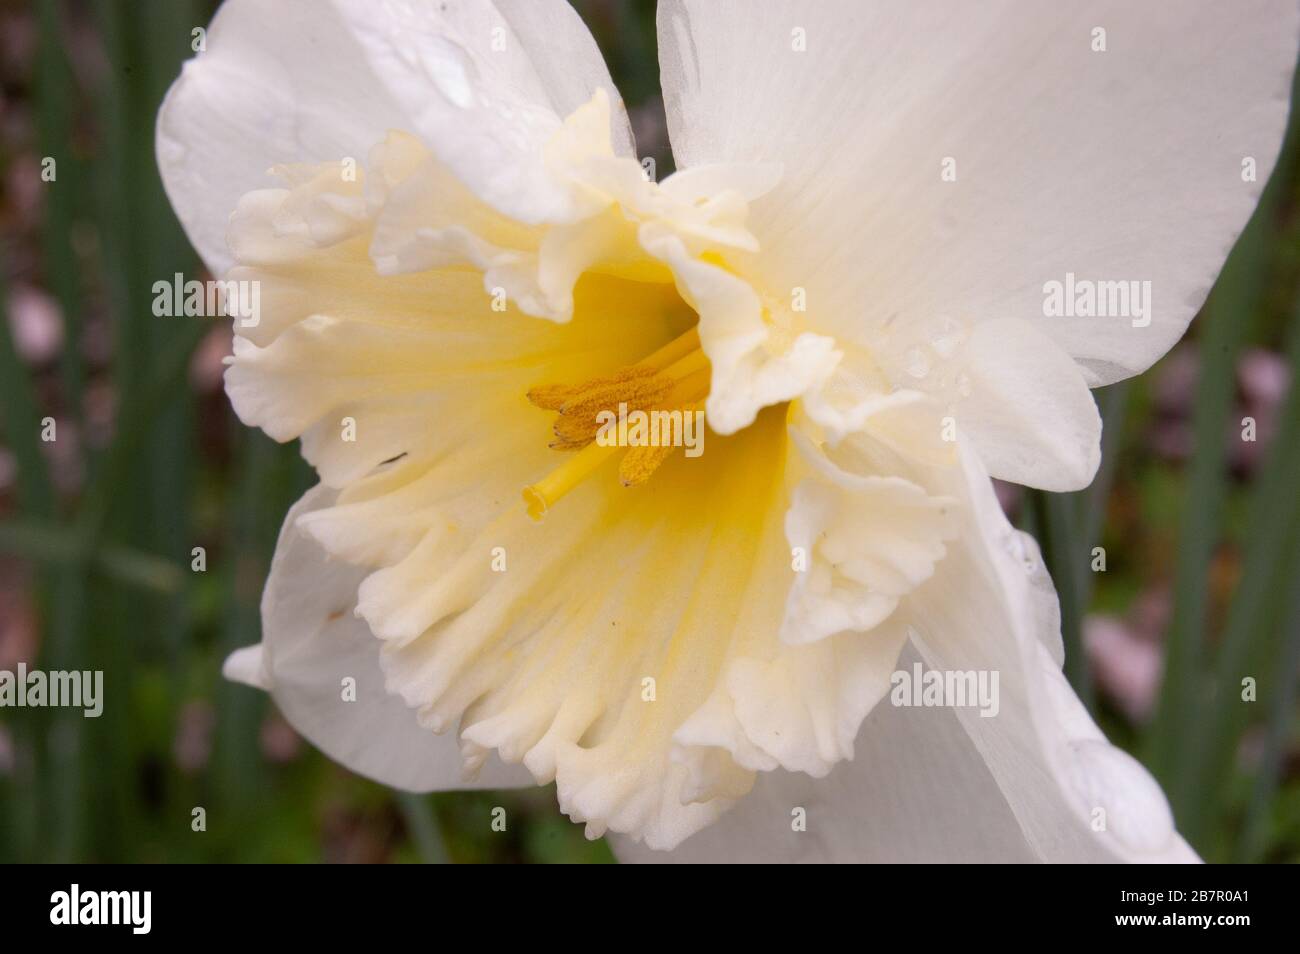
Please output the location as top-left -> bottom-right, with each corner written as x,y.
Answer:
999,526 -> 1039,574
930,316 -> 966,358
903,347 -> 931,380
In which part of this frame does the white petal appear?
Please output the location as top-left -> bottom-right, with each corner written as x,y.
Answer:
346,411 -> 796,850
219,160 -> 650,487
617,443 -> 1199,862
639,225 -> 841,434
226,484 -> 532,792
157,0 -> 630,274
802,356 -> 958,467
222,644 -> 271,690
617,644 -> 1043,863
903,444 -> 1198,862
781,428 -> 957,644
955,318 -> 1101,491
657,0 -> 1298,429
676,622 -> 909,781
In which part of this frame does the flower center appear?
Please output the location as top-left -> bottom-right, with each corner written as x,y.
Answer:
522,325 -> 711,520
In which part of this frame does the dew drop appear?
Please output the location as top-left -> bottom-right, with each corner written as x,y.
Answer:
903,347 -> 931,380
999,527 -> 1038,574
929,316 -> 966,358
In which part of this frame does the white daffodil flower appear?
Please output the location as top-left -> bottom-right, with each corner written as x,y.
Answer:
157,0 -> 1297,861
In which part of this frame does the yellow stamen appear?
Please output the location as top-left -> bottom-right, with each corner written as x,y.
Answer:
526,365 -> 660,412
523,440 -> 619,520
658,345 -> 710,383
549,373 -> 674,426
618,442 -> 677,488
618,402 -> 704,487
640,326 -> 701,369
523,326 -> 711,520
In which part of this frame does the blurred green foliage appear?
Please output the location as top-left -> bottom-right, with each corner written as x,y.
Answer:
0,0 -> 1297,863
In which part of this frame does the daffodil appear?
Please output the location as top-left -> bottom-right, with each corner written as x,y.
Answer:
157,0 -> 1297,861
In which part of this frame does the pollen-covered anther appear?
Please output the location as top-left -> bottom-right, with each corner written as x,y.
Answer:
542,369 -> 676,449
526,365 -> 661,414
619,402 -> 704,487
